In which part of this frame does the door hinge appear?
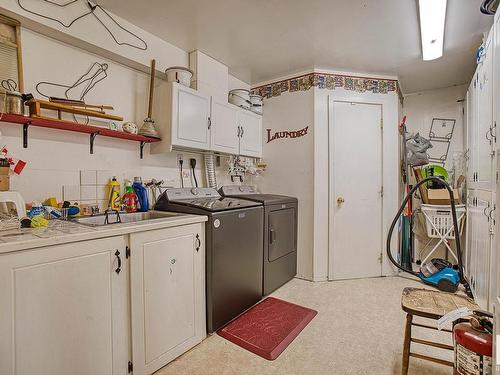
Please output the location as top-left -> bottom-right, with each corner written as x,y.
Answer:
126,246 -> 130,259
380,186 -> 384,198
380,118 -> 383,129
378,253 -> 383,263
128,361 -> 133,373
208,117 -> 211,130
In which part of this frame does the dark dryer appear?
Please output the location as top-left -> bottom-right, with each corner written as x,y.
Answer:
219,185 -> 298,295
155,187 -> 263,333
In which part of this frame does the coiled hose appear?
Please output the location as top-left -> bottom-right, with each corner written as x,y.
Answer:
386,176 -> 472,296
204,154 -> 217,189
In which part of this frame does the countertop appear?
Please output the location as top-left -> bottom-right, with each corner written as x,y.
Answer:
0,211 -> 208,254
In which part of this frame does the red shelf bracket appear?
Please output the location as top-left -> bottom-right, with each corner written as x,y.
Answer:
23,121 -> 31,148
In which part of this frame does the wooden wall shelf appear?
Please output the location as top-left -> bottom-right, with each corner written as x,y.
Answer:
0,113 -> 160,158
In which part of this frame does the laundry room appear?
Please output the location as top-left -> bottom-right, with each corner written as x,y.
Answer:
0,1 -> 497,374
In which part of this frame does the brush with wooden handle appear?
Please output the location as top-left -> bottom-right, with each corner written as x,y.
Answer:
138,59 -> 160,138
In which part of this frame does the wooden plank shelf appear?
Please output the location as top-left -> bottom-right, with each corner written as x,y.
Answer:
0,113 -> 160,158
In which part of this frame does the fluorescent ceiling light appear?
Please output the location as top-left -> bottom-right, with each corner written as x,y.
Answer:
418,0 -> 447,61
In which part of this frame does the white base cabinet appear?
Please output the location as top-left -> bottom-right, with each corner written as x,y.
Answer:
130,223 -> 206,375
466,189 -> 494,310
0,237 -> 129,375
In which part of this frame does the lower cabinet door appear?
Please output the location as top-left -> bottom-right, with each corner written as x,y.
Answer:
0,237 -> 128,375
130,223 -> 206,375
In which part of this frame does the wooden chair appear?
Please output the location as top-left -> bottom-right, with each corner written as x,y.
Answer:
400,287 -> 478,375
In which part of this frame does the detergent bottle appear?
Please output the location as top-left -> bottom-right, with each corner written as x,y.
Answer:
107,177 -> 121,211
122,180 -> 138,213
132,177 -> 149,212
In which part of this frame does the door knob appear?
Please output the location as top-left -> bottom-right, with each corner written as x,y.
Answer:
337,196 -> 345,205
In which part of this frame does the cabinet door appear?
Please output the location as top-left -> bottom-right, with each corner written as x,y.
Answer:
130,223 -> 205,375
469,190 -> 493,310
210,99 -> 240,154
171,82 -> 211,150
465,189 -> 474,280
476,33 -> 495,190
467,77 -> 479,187
239,110 -> 263,157
0,237 -> 128,375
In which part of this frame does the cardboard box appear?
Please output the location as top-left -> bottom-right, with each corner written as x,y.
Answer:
0,166 -> 9,176
427,188 -> 459,205
0,175 -> 9,191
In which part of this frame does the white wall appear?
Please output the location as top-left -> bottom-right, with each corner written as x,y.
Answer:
0,24 -> 247,206
403,85 -> 467,169
256,90 -> 314,280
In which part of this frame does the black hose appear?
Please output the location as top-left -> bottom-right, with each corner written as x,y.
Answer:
386,177 -> 471,296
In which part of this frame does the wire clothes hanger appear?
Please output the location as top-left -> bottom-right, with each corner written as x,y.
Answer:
35,62 -> 109,124
17,0 -> 148,50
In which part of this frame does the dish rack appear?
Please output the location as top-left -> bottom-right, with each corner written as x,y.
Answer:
0,213 -> 20,231
418,204 -> 466,264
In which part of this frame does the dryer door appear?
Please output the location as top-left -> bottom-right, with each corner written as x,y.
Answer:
268,207 -> 296,261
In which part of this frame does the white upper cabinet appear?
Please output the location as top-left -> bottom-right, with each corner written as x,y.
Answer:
151,82 -> 211,153
152,81 -> 262,157
239,109 -> 263,158
476,32 -> 495,191
467,31 -> 496,191
0,237 -> 128,375
211,99 -> 240,154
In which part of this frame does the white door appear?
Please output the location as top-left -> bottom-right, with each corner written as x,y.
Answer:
329,101 -> 383,280
0,237 -> 128,375
171,83 -> 211,150
130,224 -> 206,375
239,109 -> 263,157
210,99 -> 240,154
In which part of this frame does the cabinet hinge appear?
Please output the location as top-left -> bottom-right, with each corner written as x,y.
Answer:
126,246 -> 130,259
380,118 -> 383,129
380,186 -> 384,198
128,361 -> 133,373
378,253 -> 383,264
208,117 -> 211,130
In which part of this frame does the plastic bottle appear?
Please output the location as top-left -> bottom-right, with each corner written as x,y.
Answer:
122,180 -> 138,213
132,177 -> 149,212
107,177 -> 121,211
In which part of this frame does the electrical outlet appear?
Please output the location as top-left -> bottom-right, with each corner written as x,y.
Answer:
182,170 -> 190,178
177,154 -> 184,167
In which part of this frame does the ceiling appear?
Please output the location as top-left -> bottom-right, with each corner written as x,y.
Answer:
98,0 -> 493,93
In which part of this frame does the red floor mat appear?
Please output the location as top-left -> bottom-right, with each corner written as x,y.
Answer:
217,297 -> 317,360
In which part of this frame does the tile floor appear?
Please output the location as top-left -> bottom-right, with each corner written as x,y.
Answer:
156,276 -> 453,375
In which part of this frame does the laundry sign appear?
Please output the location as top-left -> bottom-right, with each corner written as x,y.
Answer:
266,126 -> 309,143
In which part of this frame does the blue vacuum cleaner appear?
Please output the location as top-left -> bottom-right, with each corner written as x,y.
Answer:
386,176 -> 472,297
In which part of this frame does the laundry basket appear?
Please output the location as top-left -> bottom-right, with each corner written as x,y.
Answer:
420,204 -> 466,239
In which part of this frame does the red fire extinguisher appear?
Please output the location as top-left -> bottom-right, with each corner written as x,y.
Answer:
453,310 -> 493,375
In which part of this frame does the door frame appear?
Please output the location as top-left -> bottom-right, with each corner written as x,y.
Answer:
327,99 -> 384,280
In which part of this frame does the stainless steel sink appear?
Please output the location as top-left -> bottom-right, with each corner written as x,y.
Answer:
72,211 -> 180,227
